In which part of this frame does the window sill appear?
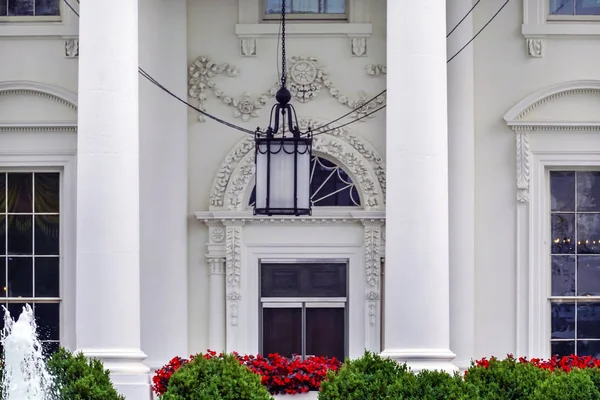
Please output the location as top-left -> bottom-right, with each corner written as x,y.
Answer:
0,21 -> 77,37
235,22 -> 372,38
523,22 -> 600,38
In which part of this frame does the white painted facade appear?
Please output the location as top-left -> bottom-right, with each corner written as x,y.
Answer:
2,0 -> 600,398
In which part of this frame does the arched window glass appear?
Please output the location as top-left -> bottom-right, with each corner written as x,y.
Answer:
249,156 -> 361,207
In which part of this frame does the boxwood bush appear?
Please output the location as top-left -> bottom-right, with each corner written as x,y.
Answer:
46,347 -> 125,400
159,353 -> 272,400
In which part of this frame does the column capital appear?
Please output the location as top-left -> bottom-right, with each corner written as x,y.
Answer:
207,257 -> 226,275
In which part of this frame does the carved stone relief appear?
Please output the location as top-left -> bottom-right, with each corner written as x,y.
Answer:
351,37 -> 367,57
527,39 -> 543,58
516,130 -> 531,203
240,38 -> 257,57
363,222 -> 382,328
65,38 -> 79,58
225,223 -> 243,326
207,257 -> 225,275
188,55 -> 386,122
208,117 -> 386,211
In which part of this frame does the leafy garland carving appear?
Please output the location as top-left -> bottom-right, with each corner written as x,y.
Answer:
516,130 -> 530,203
363,225 -> 381,288
188,56 -> 386,123
209,118 -> 386,210
225,225 -> 242,297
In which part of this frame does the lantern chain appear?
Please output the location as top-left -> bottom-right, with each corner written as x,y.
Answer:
280,0 -> 287,89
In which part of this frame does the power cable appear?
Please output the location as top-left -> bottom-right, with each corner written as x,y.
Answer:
447,0 -> 511,63
447,0 -> 481,38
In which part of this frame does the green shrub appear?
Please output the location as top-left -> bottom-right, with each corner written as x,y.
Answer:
318,351 -> 417,400
160,353 -> 271,400
532,368 -> 600,399
465,357 -> 550,399
46,347 -> 124,400
412,369 -> 478,400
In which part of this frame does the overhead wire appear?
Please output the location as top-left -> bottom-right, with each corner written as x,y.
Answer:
62,0 -> 510,135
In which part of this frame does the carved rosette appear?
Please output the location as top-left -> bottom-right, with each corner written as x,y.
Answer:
516,130 -> 531,203
225,223 -> 243,326
188,55 -> 386,123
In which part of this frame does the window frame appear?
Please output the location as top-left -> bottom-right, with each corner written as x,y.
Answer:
523,0 -> 600,39
261,0 -> 349,22
0,0 -> 62,23
547,168 -> 600,356
258,259 -> 349,360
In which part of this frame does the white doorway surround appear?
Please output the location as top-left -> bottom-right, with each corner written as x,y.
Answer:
195,117 -> 386,357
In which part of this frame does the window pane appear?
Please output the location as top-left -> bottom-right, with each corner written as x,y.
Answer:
577,0 -> 600,15
8,257 -> 33,297
551,171 -> 575,211
578,340 -> 600,357
262,308 -> 302,357
552,255 -> 575,296
551,303 -> 575,339
34,303 -> 59,341
577,303 -> 600,339
8,0 -> 34,16
261,263 -> 347,298
578,256 -> 600,296
306,308 -> 345,360
8,215 -> 32,255
265,0 -> 345,14
550,0 -> 575,14
0,2 -> 6,16
35,215 -> 59,255
577,214 -> 600,254
551,340 -> 575,357
34,0 -> 59,16
8,173 -> 32,213
551,214 -> 575,254
34,173 -> 60,213
34,257 -> 59,298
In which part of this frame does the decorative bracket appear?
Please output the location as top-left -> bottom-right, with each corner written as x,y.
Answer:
516,129 -> 531,203
64,38 -> 79,58
526,39 -> 543,58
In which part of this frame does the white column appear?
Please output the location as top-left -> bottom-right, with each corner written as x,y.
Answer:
208,257 -> 226,352
381,0 -> 457,372
447,0 -> 476,371
76,0 -> 150,398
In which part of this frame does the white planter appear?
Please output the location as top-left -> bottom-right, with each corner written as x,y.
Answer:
273,392 -> 319,400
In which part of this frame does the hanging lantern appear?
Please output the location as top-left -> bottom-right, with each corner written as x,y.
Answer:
254,0 -> 313,216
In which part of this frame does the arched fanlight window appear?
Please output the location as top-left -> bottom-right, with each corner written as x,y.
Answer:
249,156 -> 361,207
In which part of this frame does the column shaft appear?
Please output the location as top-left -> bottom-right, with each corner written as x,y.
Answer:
381,0 -> 457,372
208,258 -> 226,353
76,0 -> 150,397
447,0 -> 476,371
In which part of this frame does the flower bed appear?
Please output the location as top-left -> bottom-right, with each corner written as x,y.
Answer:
152,350 -> 341,397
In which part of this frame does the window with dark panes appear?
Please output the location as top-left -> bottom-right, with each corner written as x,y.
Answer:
0,172 -> 61,356
550,171 -> 600,358
249,156 -> 360,208
260,262 -> 347,361
550,0 -> 600,15
1,0 -> 60,17
264,0 -> 346,19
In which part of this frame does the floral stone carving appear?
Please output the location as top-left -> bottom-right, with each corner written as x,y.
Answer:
188,55 -> 386,123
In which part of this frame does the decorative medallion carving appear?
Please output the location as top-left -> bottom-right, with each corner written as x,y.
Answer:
527,39 -> 543,58
351,37 -> 367,57
65,38 -> 79,58
209,118 -> 386,211
240,38 -> 257,57
516,130 -> 531,203
211,227 -> 225,243
188,55 -> 386,122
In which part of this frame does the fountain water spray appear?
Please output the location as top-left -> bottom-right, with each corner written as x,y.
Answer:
1,304 -> 55,400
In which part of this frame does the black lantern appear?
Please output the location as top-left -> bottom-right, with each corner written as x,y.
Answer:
254,0 -> 313,216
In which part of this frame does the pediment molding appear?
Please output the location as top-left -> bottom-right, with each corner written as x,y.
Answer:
0,81 -> 78,111
504,80 -> 600,128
